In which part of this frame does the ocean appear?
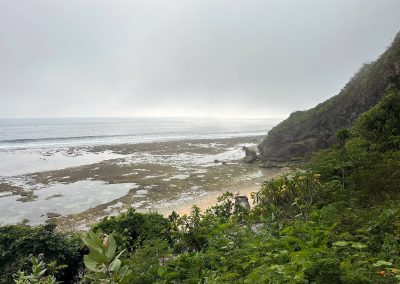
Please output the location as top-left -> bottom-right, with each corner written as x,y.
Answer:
0,117 -> 279,150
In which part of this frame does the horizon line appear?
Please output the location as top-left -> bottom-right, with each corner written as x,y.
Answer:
0,115 -> 287,120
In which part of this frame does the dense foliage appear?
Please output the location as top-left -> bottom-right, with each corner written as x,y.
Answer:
0,224 -> 84,283
1,90 -> 400,283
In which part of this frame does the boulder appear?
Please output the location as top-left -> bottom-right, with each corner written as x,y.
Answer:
243,147 -> 258,163
235,195 -> 250,211
47,212 -> 61,219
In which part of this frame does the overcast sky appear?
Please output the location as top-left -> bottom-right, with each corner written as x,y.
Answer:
1,1 -> 400,118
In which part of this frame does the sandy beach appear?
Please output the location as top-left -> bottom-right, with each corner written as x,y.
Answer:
155,166 -> 284,217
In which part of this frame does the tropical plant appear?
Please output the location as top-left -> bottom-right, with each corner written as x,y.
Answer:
0,224 -> 84,284
82,230 -> 131,283
13,255 -> 57,284
253,171 -> 321,222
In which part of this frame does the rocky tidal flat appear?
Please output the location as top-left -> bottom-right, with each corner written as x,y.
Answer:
0,136 -> 284,231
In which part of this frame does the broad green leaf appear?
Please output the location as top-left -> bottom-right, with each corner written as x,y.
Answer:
89,230 -> 103,249
83,255 -> 102,272
373,260 -> 393,267
87,249 -> 108,264
333,241 -> 349,247
351,242 -> 366,249
83,235 -> 102,253
109,258 -> 121,272
106,235 -> 117,260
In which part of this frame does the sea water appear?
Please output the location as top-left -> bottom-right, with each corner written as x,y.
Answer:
0,117 -> 279,150
0,117 -> 279,176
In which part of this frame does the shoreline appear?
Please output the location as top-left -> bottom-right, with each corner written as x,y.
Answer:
0,131 -> 269,152
154,167 -> 285,217
0,135 -> 286,230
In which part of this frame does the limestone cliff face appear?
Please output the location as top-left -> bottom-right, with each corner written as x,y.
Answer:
258,32 -> 400,163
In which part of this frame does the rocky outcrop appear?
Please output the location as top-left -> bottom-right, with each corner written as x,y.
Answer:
235,195 -> 250,211
259,32 -> 400,162
242,146 -> 258,163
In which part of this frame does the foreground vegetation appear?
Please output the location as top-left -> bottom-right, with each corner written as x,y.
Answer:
1,90 -> 400,283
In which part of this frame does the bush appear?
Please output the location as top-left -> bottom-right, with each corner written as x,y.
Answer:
93,208 -> 171,252
253,171 -> 321,222
0,224 -> 84,283
127,238 -> 171,284
82,230 -> 132,283
13,255 -> 57,284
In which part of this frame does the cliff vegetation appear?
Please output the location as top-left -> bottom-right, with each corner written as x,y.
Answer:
258,32 -> 400,163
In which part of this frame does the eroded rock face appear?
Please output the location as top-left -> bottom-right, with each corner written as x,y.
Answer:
243,147 -> 258,163
258,32 -> 400,162
262,160 -> 280,168
235,195 -> 250,211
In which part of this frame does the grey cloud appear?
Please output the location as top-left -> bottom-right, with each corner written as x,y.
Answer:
1,0 -> 400,118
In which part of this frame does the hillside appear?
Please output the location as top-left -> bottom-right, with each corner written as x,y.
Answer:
258,32 -> 400,163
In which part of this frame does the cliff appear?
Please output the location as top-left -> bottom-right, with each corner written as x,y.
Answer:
258,32 -> 400,163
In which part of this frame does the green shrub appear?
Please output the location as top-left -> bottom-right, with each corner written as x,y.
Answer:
0,224 -> 84,283
127,238 -> 170,284
82,230 -> 132,283
253,171 -> 321,222
93,208 -> 171,252
13,255 -> 57,284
